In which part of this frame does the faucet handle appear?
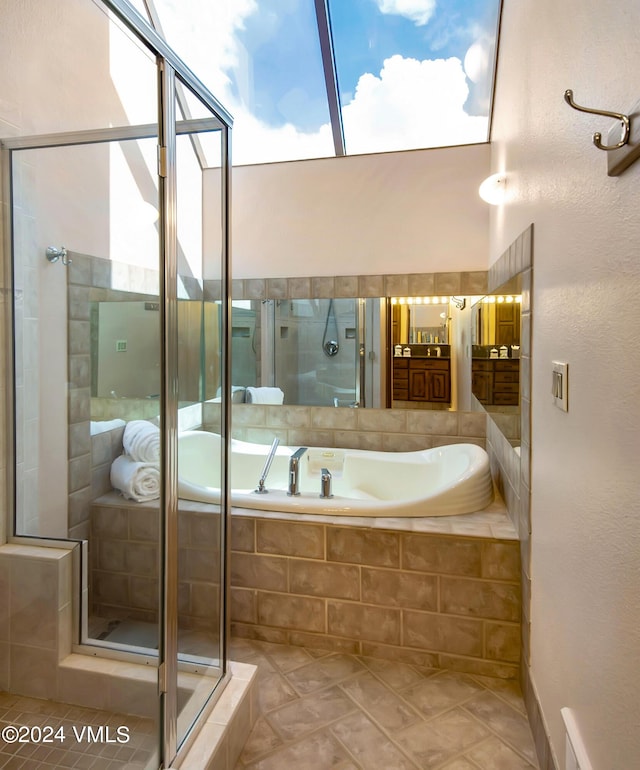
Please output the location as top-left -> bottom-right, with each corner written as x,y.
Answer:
320,467 -> 333,499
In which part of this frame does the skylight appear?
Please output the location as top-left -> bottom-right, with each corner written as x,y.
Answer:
138,0 -> 502,166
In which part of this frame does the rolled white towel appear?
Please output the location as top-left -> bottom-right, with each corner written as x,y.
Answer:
245,386 -> 284,405
123,420 -> 160,463
110,454 -> 160,503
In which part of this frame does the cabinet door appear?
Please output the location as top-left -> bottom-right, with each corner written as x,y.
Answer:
429,370 -> 451,402
472,370 -> 493,403
408,369 -> 428,400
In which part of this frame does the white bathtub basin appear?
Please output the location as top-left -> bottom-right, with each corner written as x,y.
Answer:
177,431 -> 494,517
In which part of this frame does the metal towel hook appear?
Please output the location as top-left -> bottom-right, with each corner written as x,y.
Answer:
46,246 -> 72,266
564,89 -> 631,151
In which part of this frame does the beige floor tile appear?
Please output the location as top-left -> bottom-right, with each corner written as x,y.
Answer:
439,757 -> 482,770
266,686 -> 357,741
238,716 -> 283,765
358,656 -> 433,690
339,672 -> 422,732
401,670 -> 486,718
255,669 -> 299,713
330,712 -> 419,770
472,674 -> 528,715
462,690 -> 538,765
242,729 -> 359,770
257,640 -> 316,672
466,735 -> 538,768
396,706 -> 490,767
284,654 -> 366,696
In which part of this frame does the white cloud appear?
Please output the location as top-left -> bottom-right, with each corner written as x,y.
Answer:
376,0 -> 437,26
342,54 -> 488,154
152,1 -> 486,164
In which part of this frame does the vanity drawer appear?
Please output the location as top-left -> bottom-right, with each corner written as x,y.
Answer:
472,360 -> 492,371
493,392 -> 519,405
394,358 -> 409,369
493,381 -> 519,394
494,360 -> 519,372
494,371 -> 519,384
409,359 -> 449,370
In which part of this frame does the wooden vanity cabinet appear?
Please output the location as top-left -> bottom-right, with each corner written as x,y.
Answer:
393,357 -> 451,403
472,359 -> 519,405
471,360 -> 493,404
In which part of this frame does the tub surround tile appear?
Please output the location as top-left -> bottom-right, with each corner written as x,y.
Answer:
440,577 -> 521,622
289,561 -> 360,601
257,520 -> 325,559
327,528 -> 400,568
328,602 -> 401,646
361,567 -> 437,611
231,553 -> 288,593
258,593 -> 326,634
402,534 -> 482,576
228,510 -> 521,678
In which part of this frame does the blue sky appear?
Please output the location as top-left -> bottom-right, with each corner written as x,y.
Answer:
148,0 -> 502,163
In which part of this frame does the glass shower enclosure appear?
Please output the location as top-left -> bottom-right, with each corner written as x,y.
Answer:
1,1 -> 232,766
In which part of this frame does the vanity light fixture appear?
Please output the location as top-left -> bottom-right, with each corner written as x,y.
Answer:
478,172 -> 507,205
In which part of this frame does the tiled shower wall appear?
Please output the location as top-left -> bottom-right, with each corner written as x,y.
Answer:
67,253 -> 159,541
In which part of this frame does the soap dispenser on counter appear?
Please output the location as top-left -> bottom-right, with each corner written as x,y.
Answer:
402,346 -> 411,357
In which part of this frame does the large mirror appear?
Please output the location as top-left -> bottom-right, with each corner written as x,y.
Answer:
227,297 -> 376,407
469,273 -> 525,446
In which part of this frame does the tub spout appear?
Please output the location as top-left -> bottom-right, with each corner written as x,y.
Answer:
287,447 -> 308,496
320,467 -> 333,499
255,437 -> 280,494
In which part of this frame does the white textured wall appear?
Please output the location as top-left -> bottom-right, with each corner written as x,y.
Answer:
490,1 -> 640,767
217,143 -> 490,278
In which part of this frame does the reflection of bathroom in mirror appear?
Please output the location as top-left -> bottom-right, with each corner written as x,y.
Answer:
229,298 -> 378,407
390,297 -> 453,410
90,297 -> 221,408
470,273 -> 523,445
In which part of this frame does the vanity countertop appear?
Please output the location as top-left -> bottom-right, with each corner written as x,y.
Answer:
394,355 -> 450,360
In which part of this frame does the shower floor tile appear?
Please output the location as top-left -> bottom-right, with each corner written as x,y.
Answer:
231,637 -> 540,770
0,692 -> 156,769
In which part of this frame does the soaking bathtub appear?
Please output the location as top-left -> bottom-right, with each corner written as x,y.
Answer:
177,431 -> 494,517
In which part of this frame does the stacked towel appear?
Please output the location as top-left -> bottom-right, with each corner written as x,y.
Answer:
110,455 -> 160,503
122,420 -> 160,463
245,386 -> 284,405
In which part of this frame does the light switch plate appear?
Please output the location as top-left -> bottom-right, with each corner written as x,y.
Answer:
552,361 -> 568,411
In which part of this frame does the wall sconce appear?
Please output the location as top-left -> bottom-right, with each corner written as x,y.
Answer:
478,173 -> 507,205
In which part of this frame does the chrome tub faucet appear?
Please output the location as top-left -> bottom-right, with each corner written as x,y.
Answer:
287,447 -> 308,496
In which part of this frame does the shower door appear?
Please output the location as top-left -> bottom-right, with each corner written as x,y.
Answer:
2,0 -> 233,767
172,75 -> 232,755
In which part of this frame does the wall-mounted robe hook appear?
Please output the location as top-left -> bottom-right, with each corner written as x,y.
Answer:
45,246 -> 71,265
564,89 -> 630,151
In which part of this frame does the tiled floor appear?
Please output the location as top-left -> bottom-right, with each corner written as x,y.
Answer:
0,693 -> 156,769
232,637 -> 539,770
